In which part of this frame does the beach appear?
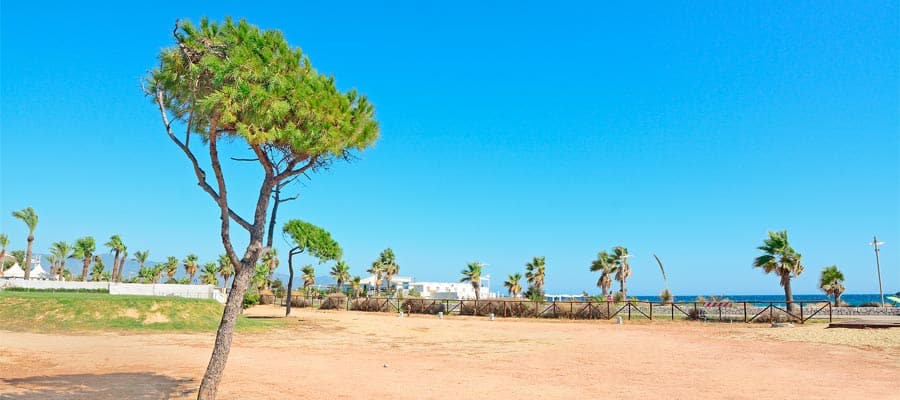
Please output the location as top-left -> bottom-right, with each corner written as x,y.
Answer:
1,306 -> 898,399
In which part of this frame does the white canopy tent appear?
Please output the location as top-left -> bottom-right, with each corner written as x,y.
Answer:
3,263 -> 25,278
30,264 -> 51,279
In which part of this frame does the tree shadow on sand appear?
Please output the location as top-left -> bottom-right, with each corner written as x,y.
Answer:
1,372 -> 195,400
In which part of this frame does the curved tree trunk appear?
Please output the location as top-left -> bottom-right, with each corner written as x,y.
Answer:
197,252 -> 257,400
285,248 -> 298,317
834,292 -> 842,307
111,249 -> 120,284
23,234 -> 34,280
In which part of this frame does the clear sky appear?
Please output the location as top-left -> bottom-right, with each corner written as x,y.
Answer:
1,1 -> 897,296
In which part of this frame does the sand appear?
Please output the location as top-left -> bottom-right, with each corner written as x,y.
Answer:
1,306 -> 898,399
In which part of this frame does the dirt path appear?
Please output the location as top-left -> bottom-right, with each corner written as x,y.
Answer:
1,306 -> 898,399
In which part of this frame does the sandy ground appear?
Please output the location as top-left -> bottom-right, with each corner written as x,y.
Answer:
1,306 -> 899,400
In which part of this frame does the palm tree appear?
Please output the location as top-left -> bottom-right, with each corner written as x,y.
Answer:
183,254 -> 199,284
367,260 -> 383,296
330,261 -> 351,292
72,237 -> 95,282
11,207 -> 38,280
590,250 -> 617,298
612,246 -> 632,298
301,265 -> 316,297
753,230 -> 804,312
164,256 -> 179,282
503,273 -> 523,298
138,264 -> 155,283
134,250 -> 150,271
379,248 -> 399,295
105,235 -> 125,283
217,254 -> 234,288
261,249 -> 279,289
350,275 -> 362,299
49,241 -> 72,277
460,262 -> 484,300
252,263 -> 269,291
819,265 -> 846,307
116,245 -> 128,282
525,256 -> 546,298
90,255 -> 106,281
0,233 -> 9,276
201,262 -> 219,286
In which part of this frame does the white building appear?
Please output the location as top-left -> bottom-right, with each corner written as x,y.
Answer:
358,275 -> 413,293
409,281 -> 491,300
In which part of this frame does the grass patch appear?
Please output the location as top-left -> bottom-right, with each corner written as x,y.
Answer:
0,291 -> 286,333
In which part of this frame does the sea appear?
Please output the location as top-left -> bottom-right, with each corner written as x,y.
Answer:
554,294 -> 894,307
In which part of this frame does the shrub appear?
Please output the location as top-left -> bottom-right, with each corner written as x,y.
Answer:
401,298 -> 445,314
289,296 -> 311,308
752,312 -> 798,324
351,297 -> 390,312
320,293 -> 348,310
242,292 -> 260,309
858,301 -> 882,307
686,307 -> 706,320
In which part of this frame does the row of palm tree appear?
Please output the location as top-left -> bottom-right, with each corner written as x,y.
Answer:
0,210 -> 853,306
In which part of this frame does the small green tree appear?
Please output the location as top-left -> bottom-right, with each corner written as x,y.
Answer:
183,254 -> 199,284
72,237 -> 95,282
819,265 -> 846,306
301,265 -> 316,297
201,262 -> 220,286
217,254 -> 235,288
11,207 -> 38,280
105,235 -> 125,282
90,256 -> 106,282
460,262 -> 484,300
378,248 -> 399,296
590,250 -> 617,298
350,275 -> 362,299
0,234 -> 9,276
330,261 -> 351,292
164,256 -> 179,282
503,273 -> 523,298
282,219 -> 342,316
525,256 -> 546,298
753,230 -> 804,312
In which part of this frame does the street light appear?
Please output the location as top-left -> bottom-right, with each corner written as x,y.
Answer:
868,236 -> 886,307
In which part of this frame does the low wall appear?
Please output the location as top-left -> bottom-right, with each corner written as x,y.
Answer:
0,279 -> 226,303
0,279 -> 108,291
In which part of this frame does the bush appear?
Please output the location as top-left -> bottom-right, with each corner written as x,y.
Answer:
686,307 -> 706,320
858,301 -> 882,307
242,292 -> 260,309
351,297 -> 390,312
289,296 -> 311,308
401,298 -> 445,314
320,293 -> 348,310
752,312 -> 798,324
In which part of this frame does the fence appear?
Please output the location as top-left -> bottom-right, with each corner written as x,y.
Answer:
282,296 -> 841,324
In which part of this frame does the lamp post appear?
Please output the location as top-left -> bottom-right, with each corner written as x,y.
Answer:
868,236 -> 886,307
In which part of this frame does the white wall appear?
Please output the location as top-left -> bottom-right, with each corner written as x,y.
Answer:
0,279 -> 108,291
0,279 -> 226,303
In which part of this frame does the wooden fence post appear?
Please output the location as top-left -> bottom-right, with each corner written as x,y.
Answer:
743,302 -> 747,323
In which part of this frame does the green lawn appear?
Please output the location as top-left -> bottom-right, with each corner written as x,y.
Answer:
0,291 -> 286,333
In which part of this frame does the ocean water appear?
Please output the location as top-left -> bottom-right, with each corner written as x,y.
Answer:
629,293 -> 892,307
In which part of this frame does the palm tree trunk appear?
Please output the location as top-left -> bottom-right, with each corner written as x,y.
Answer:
23,234 -> 34,280
782,273 -> 794,312
834,292 -> 842,307
111,249 -> 120,284
620,278 -> 627,299
81,256 -> 90,282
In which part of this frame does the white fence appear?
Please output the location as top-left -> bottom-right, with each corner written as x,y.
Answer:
0,279 -> 226,303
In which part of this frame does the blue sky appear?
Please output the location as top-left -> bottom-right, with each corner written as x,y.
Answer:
1,1 -> 897,296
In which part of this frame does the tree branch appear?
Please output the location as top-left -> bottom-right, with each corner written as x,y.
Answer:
209,125 -> 243,270
153,89 -> 253,232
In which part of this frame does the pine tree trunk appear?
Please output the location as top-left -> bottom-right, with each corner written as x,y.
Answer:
197,256 -> 256,399
286,253 -> 295,317
23,234 -> 34,280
